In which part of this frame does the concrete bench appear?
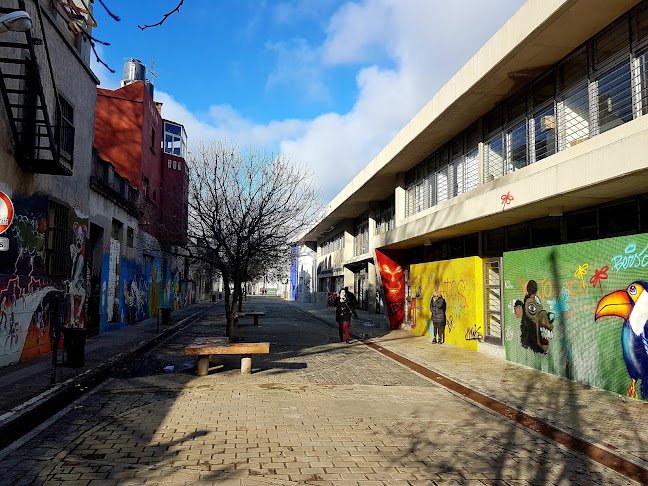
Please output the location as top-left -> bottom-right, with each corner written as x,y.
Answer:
236,311 -> 265,326
184,337 -> 269,375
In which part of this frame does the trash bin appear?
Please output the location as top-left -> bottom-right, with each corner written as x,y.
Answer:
161,307 -> 172,325
62,327 -> 86,368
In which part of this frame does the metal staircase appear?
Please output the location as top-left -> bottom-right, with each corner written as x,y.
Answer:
0,0 -> 70,175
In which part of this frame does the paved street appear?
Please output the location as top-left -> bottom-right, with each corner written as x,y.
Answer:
0,298 -> 639,485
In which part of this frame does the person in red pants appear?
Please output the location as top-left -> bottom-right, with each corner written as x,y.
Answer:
334,288 -> 358,343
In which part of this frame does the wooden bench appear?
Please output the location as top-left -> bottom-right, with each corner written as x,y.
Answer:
184,337 -> 269,376
236,311 -> 265,326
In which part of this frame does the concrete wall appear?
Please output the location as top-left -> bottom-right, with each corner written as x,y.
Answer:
503,232 -> 648,400
409,257 -> 484,351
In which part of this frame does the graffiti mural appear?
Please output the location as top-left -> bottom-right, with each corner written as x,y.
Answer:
409,257 -> 484,351
0,194 -> 89,367
503,232 -> 648,400
514,279 -> 555,353
595,281 -> 648,399
375,250 -> 405,329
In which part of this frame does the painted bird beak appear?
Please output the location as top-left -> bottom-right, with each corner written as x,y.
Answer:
595,290 -> 632,320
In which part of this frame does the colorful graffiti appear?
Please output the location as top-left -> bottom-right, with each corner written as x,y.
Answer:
409,257 -> 484,351
0,194 -> 88,367
595,281 -> 648,399
503,233 -> 648,400
376,250 -> 405,329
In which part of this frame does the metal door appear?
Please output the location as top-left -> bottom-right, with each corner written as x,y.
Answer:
483,258 -> 503,345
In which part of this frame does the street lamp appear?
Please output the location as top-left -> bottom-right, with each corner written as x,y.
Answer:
0,11 -> 32,34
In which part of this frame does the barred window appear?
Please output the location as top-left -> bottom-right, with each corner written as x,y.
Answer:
46,200 -> 69,277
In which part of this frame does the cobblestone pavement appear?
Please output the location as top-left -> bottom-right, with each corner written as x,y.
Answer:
0,298 -> 637,485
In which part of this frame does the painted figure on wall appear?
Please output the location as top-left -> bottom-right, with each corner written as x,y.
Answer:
67,223 -> 87,328
515,279 -> 554,353
596,281 -> 648,399
376,250 -> 405,329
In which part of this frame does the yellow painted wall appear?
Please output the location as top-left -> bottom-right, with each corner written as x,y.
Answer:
409,257 -> 484,351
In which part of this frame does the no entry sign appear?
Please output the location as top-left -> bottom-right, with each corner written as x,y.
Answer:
0,191 -> 14,235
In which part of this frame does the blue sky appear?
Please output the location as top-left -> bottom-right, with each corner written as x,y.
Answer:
92,0 -> 526,202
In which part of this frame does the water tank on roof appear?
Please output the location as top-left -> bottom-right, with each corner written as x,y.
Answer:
123,58 -> 146,85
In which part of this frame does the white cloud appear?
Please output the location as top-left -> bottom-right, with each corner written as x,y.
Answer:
93,0 -> 526,202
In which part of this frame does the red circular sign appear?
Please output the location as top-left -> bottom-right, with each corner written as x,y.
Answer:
0,191 -> 14,235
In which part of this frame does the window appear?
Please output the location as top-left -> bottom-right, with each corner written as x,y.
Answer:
126,227 -> 134,247
111,218 -> 123,242
178,161 -> 182,171
173,160 -> 177,169
531,217 -> 562,247
46,200 -> 69,277
508,120 -> 528,171
164,121 -> 187,158
375,195 -> 395,235
565,209 -> 597,242
151,127 -> 156,152
599,200 -> 638,236
168,159 -> 172,169
532,104 -> 556,162
557,83 -> 590,150
58,96 -> 74,161
596,62 -> 633,134
506,222 -> 530,250
354,213 -> 369,256
142,177 -> 149,200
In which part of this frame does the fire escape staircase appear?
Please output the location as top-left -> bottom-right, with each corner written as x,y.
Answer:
0,0 -> 71,175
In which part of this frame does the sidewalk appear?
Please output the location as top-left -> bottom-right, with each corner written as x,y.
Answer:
292,300 -> 648,473
0,301 -> 216,445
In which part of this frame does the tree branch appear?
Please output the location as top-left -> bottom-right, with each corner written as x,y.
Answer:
138,0 -> 184,30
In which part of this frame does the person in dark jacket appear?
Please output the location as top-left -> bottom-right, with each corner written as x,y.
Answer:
334,288 -> 358,343
429,290 -> 447,344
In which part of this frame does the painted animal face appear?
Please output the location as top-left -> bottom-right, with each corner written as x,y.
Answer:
525,295 -> 554,352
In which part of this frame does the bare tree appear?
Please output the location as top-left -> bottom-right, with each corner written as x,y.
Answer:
188,142 -> 322,337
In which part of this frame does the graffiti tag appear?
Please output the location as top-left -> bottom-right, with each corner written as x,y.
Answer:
589,266 -> 609,294
465,324 -> 484,342
574,263 -> 588,285
501,191 -> 514,211
611,242 -> 648,272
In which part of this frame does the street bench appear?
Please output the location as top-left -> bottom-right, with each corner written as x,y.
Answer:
236,311 -> 265,326
184,337 -> 269,376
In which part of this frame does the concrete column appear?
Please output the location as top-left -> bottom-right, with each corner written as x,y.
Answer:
394,174 -> 406,226
368,260 -> 377,313
478,141 -> 485,186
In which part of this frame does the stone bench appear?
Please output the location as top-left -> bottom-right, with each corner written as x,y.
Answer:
184,337 -> 269,375
236,311 -> 265,326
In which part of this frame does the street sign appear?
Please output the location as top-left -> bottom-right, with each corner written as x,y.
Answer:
0,191 -> 14,235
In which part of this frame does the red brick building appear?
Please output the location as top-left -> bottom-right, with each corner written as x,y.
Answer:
94,81 -> 188,245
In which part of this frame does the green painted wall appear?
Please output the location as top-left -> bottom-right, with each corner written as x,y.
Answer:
503,233 -> 648,399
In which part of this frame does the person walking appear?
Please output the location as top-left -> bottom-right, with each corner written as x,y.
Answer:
334,288 -> 358,343
430,290 -> 447,344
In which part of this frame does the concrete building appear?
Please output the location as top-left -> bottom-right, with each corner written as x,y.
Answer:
0,0 -> 98,366
302,0 -> 648,400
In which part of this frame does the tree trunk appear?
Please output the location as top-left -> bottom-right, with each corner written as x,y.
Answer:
223,273 -> 234,338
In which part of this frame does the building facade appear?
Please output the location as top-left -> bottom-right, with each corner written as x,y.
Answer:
303,0 -> 648,400
92,70 -> 194,335
0,0 -> 98,367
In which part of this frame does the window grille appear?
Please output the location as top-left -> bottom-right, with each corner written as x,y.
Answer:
597,62 -> 633,134
46,200 -> 69,277
557,83 -> 590,150
532,104 -> 556,162
485,134 -> 504,182
58,96 -> 74,161
635,48 -> 648,116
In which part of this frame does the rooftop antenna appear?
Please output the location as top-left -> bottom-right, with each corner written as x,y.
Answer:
148,56 -> 158,85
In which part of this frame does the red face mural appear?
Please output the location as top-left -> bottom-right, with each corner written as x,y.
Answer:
376,250 -> 404,329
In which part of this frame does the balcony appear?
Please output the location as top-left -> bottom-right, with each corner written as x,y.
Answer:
90,151 -> 141,217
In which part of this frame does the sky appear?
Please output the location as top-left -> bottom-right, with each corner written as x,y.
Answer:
91,0 -> 526,202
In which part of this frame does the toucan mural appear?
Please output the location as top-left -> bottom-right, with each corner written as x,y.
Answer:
596,281 -> 648,399
503,232 -> 648,400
